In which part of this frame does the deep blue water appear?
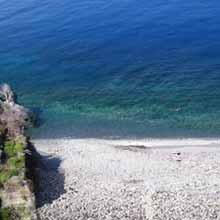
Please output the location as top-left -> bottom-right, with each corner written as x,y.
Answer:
1,0 -> 220,138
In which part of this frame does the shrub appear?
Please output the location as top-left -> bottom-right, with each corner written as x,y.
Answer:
0,207 -> 10,220
4,141 -> 24,158
0,141 -> 25,185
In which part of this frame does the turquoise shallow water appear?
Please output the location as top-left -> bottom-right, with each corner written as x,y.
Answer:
1,0 -> 220,138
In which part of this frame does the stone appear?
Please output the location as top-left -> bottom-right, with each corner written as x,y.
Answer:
144,183 -> 220,220
0,84 -> 33,137
0,83 -> 16,105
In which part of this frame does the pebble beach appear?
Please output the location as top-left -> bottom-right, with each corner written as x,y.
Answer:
34,138 -> 220,220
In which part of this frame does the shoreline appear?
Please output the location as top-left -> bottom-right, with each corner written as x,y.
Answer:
33,137 -> 220,151
34,137 -> 220,219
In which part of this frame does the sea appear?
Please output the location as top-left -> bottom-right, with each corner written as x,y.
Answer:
1,0 -> 220,138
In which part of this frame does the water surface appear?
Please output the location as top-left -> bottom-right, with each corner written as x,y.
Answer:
1,0 -> 220,138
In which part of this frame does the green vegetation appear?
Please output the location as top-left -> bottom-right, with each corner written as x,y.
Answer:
7,156 -> 25,170
0,140 -> 26,219
0,207 -> 10,220
4,141 -> 24,158
0,140 -> 25,185
0,206 -> 29,220
0,85 -> 35,220
0,138 -> 34,220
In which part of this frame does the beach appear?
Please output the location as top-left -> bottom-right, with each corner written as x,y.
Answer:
1,0 -> 220,219
34,138 -> 220,219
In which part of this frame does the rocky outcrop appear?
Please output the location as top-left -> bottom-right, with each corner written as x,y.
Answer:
0,84 -> 16,105
0,84 -> 33,138
0,84 -> 37,220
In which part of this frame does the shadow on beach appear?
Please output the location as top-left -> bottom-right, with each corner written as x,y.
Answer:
35,152 -> 65,208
